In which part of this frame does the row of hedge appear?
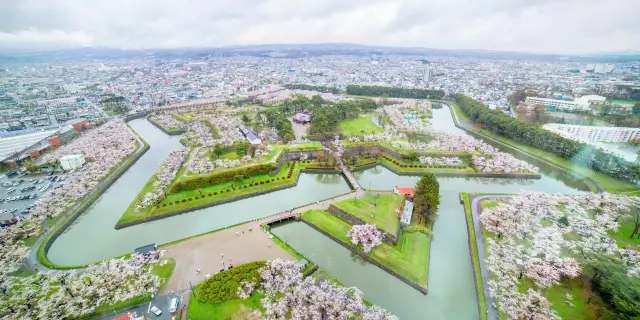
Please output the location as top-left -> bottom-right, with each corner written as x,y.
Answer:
170,163 -> 276,192
158,176 -> 293,208
382,154 -> 466,169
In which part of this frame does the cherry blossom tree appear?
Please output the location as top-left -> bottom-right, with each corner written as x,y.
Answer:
348,224 -> 383,253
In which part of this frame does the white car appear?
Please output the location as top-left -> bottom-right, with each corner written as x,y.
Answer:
150,306 -> 162,316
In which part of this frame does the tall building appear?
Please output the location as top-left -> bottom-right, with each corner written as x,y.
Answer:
423,66 -> 432,84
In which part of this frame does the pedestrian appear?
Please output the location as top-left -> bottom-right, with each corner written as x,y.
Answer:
235,231 -> 239,236
242,230 -> 244,234
34,267 -> 38,271
268,243 -> 271,248
221,253 -> 224,258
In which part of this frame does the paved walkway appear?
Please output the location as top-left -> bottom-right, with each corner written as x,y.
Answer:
161,221 -> 296,293
469,194 -> 512,320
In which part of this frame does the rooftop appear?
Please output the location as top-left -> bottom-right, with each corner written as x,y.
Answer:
0,128 -> 59,162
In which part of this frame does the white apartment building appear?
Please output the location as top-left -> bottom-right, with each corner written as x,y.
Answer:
525,95 -> 606,112
59,154 -> 85,170
543,123 -> 640,143
36,97 -> 77,107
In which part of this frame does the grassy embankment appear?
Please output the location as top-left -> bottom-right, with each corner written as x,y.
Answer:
460,193 -> 488,320
333,194 -> 403,235
302,209 -> 430,288
118,158 -> 329,224
449,101 -> 638,193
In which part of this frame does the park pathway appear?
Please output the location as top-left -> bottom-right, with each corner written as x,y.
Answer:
469,194 -> 512,320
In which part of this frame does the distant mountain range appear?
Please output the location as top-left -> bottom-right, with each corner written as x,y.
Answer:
1,43 -> 639,64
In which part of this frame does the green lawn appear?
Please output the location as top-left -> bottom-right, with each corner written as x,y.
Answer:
285,141 -> 323,151
460,193 -> 488,320
188,291 -> 264,320
338,114 -> 384,136
334,194 -> 403,235
302,210 -> 430,288
610,218 -> 640,250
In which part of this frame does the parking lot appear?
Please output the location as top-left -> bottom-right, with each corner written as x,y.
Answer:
0,171 -> 67,223
97,291 -> 184,320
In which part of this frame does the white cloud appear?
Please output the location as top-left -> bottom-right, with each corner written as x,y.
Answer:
0,0 -> 638,53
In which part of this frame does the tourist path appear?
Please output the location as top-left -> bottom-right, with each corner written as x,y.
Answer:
161,221 -> 295,293
469,194 -> 512,320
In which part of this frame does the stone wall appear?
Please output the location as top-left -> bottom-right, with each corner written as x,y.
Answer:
147,116 -> 186,136
327,205 -> 398,245
301,219 -> 427,295
114,168 -> 326,229
42,142 -> 150,267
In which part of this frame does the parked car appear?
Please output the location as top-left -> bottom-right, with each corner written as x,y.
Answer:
169,298 -> 178,313
150,306 -> 162,316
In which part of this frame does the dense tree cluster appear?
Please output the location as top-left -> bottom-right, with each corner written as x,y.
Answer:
260,109 -> 295,141
308,99 -> 378,135
346,85 -> 445,99
136,148 -> 188,210
413,173 -> 440,226
587,255 -> 640,319
284,84 -> 341,94
236,259 -> 397,320
455,94 -> 640,183
480,191 -> 640,319
197,261 -> 266,304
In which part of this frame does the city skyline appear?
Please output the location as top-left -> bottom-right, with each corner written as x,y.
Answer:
1,0 -> 639,54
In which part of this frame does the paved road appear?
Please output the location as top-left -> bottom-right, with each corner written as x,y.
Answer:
96,291 -> 182,320
469,194 -> 512,320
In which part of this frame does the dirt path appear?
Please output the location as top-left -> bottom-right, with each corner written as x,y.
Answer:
162,221 -> 295,293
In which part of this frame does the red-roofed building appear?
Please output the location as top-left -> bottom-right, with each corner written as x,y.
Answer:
393,186 -> 414,197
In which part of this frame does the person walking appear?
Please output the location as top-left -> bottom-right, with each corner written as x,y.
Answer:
221,253 -> 224,258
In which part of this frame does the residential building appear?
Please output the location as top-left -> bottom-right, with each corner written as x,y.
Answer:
525,95 -> 605,112
59,154 -> 85,170
543,123 -> 640,143
238,125 -> 261,145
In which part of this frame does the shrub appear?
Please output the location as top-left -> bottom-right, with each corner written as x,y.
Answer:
265,179 -> 270,183
198,261 -> 266,304
243,185 -> 247,188
249,183 -> 253,187
188,197 -> 193,201
169,202 -> 173,205
162,204 -> 166,207
226,189 -> 230,192
208,193 -> 212,196
214,192 -> 218,195
181,199 -> 187,203
260,181 -> 264,185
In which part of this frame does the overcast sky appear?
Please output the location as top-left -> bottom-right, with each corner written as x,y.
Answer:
0,0 -> 639,54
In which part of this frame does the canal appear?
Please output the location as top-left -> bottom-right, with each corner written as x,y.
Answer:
47,106 -> 587,319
